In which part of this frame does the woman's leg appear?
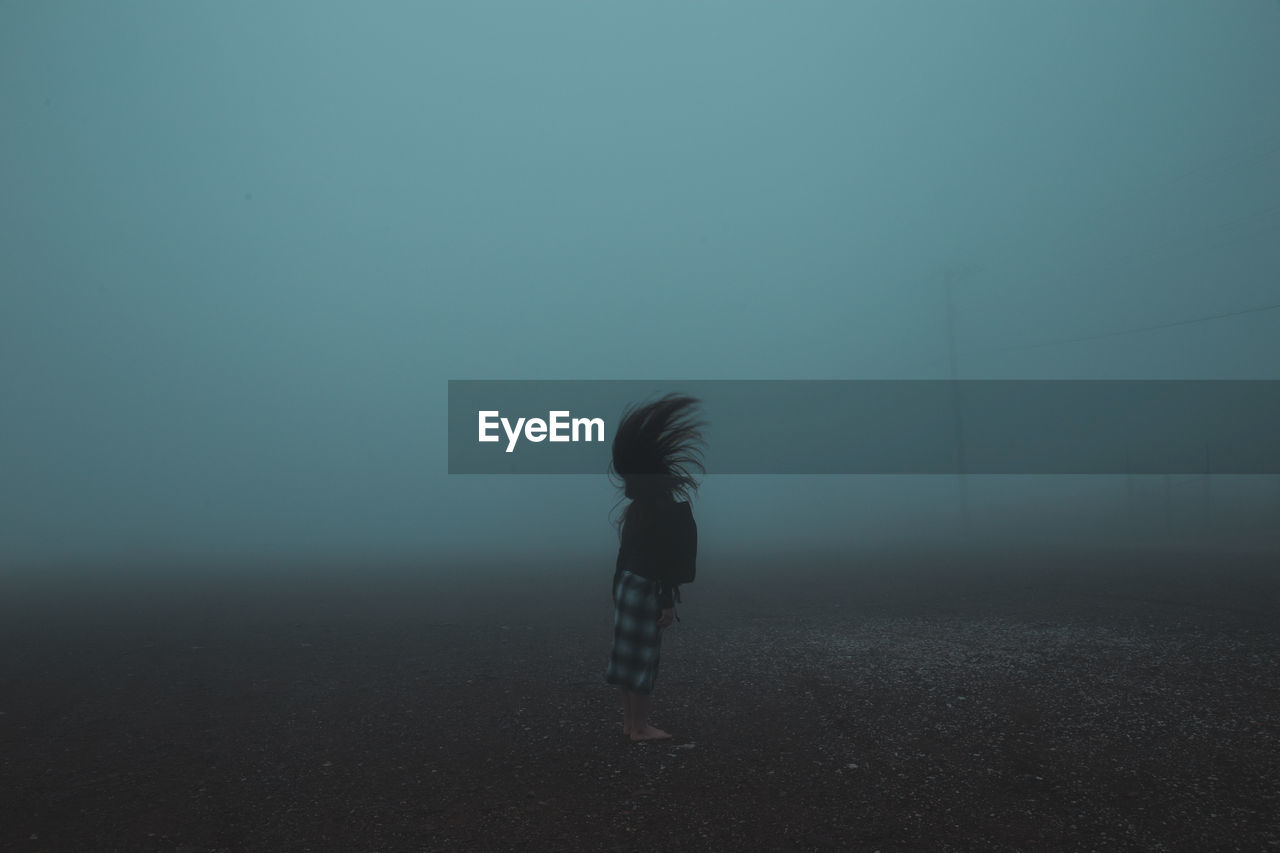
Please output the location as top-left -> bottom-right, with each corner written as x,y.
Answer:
629,691 -> 670,741
620,687 -> 634,734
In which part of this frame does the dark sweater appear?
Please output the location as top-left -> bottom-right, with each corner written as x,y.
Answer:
613,499 -> 698,609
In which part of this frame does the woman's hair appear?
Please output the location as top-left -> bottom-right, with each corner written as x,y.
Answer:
609,393 -> 706,536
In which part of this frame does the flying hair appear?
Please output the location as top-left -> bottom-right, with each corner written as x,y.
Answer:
608,393 -> 706,535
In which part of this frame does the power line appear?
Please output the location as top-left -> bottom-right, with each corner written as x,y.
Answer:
901,135 -> 1280,298
951,208 -> 1280,356
940,137 -> 1280,357
1122,138 -> 1280,202
1039,202 -> 1280,290
959,299 -> 1280,356
902,135 -> 1280,364
976,138 -> 1280,270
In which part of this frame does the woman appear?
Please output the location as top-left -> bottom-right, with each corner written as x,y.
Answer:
603,393 -> 703,742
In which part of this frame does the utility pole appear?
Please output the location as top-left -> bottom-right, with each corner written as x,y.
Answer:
1203,442 -> 1213,534
1126,473 -> 1136,539
942,264 -> 982,537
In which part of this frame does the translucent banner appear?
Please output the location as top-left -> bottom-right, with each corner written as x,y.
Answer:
447,380 -> 1280,475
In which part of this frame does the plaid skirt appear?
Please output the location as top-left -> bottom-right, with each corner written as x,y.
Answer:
603,570 -> 662,694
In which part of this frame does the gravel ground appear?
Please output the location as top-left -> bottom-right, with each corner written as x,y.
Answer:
2,544 -> 1278,851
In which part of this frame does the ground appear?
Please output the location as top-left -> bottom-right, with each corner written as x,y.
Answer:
1,542 -> 1278,851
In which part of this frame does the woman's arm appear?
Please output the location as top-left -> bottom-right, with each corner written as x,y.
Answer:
658,585 -> 675,610
657,504 -> 695,613
673,504 -> 697,584
613,552 -> 624,603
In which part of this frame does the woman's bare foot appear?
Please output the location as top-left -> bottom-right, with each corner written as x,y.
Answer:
622,723 -> 632,736
629,725 -> 672,742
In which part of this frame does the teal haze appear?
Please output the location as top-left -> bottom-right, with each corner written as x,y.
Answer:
3,2 -> 1279,572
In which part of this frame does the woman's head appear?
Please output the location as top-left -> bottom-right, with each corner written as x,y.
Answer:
609,393 -> 706,503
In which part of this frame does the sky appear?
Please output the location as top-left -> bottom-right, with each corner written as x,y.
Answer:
3,1 -> 1279,572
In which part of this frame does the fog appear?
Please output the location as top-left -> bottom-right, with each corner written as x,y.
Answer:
3,1 -> 1279,573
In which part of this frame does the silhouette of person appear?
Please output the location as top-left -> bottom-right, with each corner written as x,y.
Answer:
603,394 -> 703,741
